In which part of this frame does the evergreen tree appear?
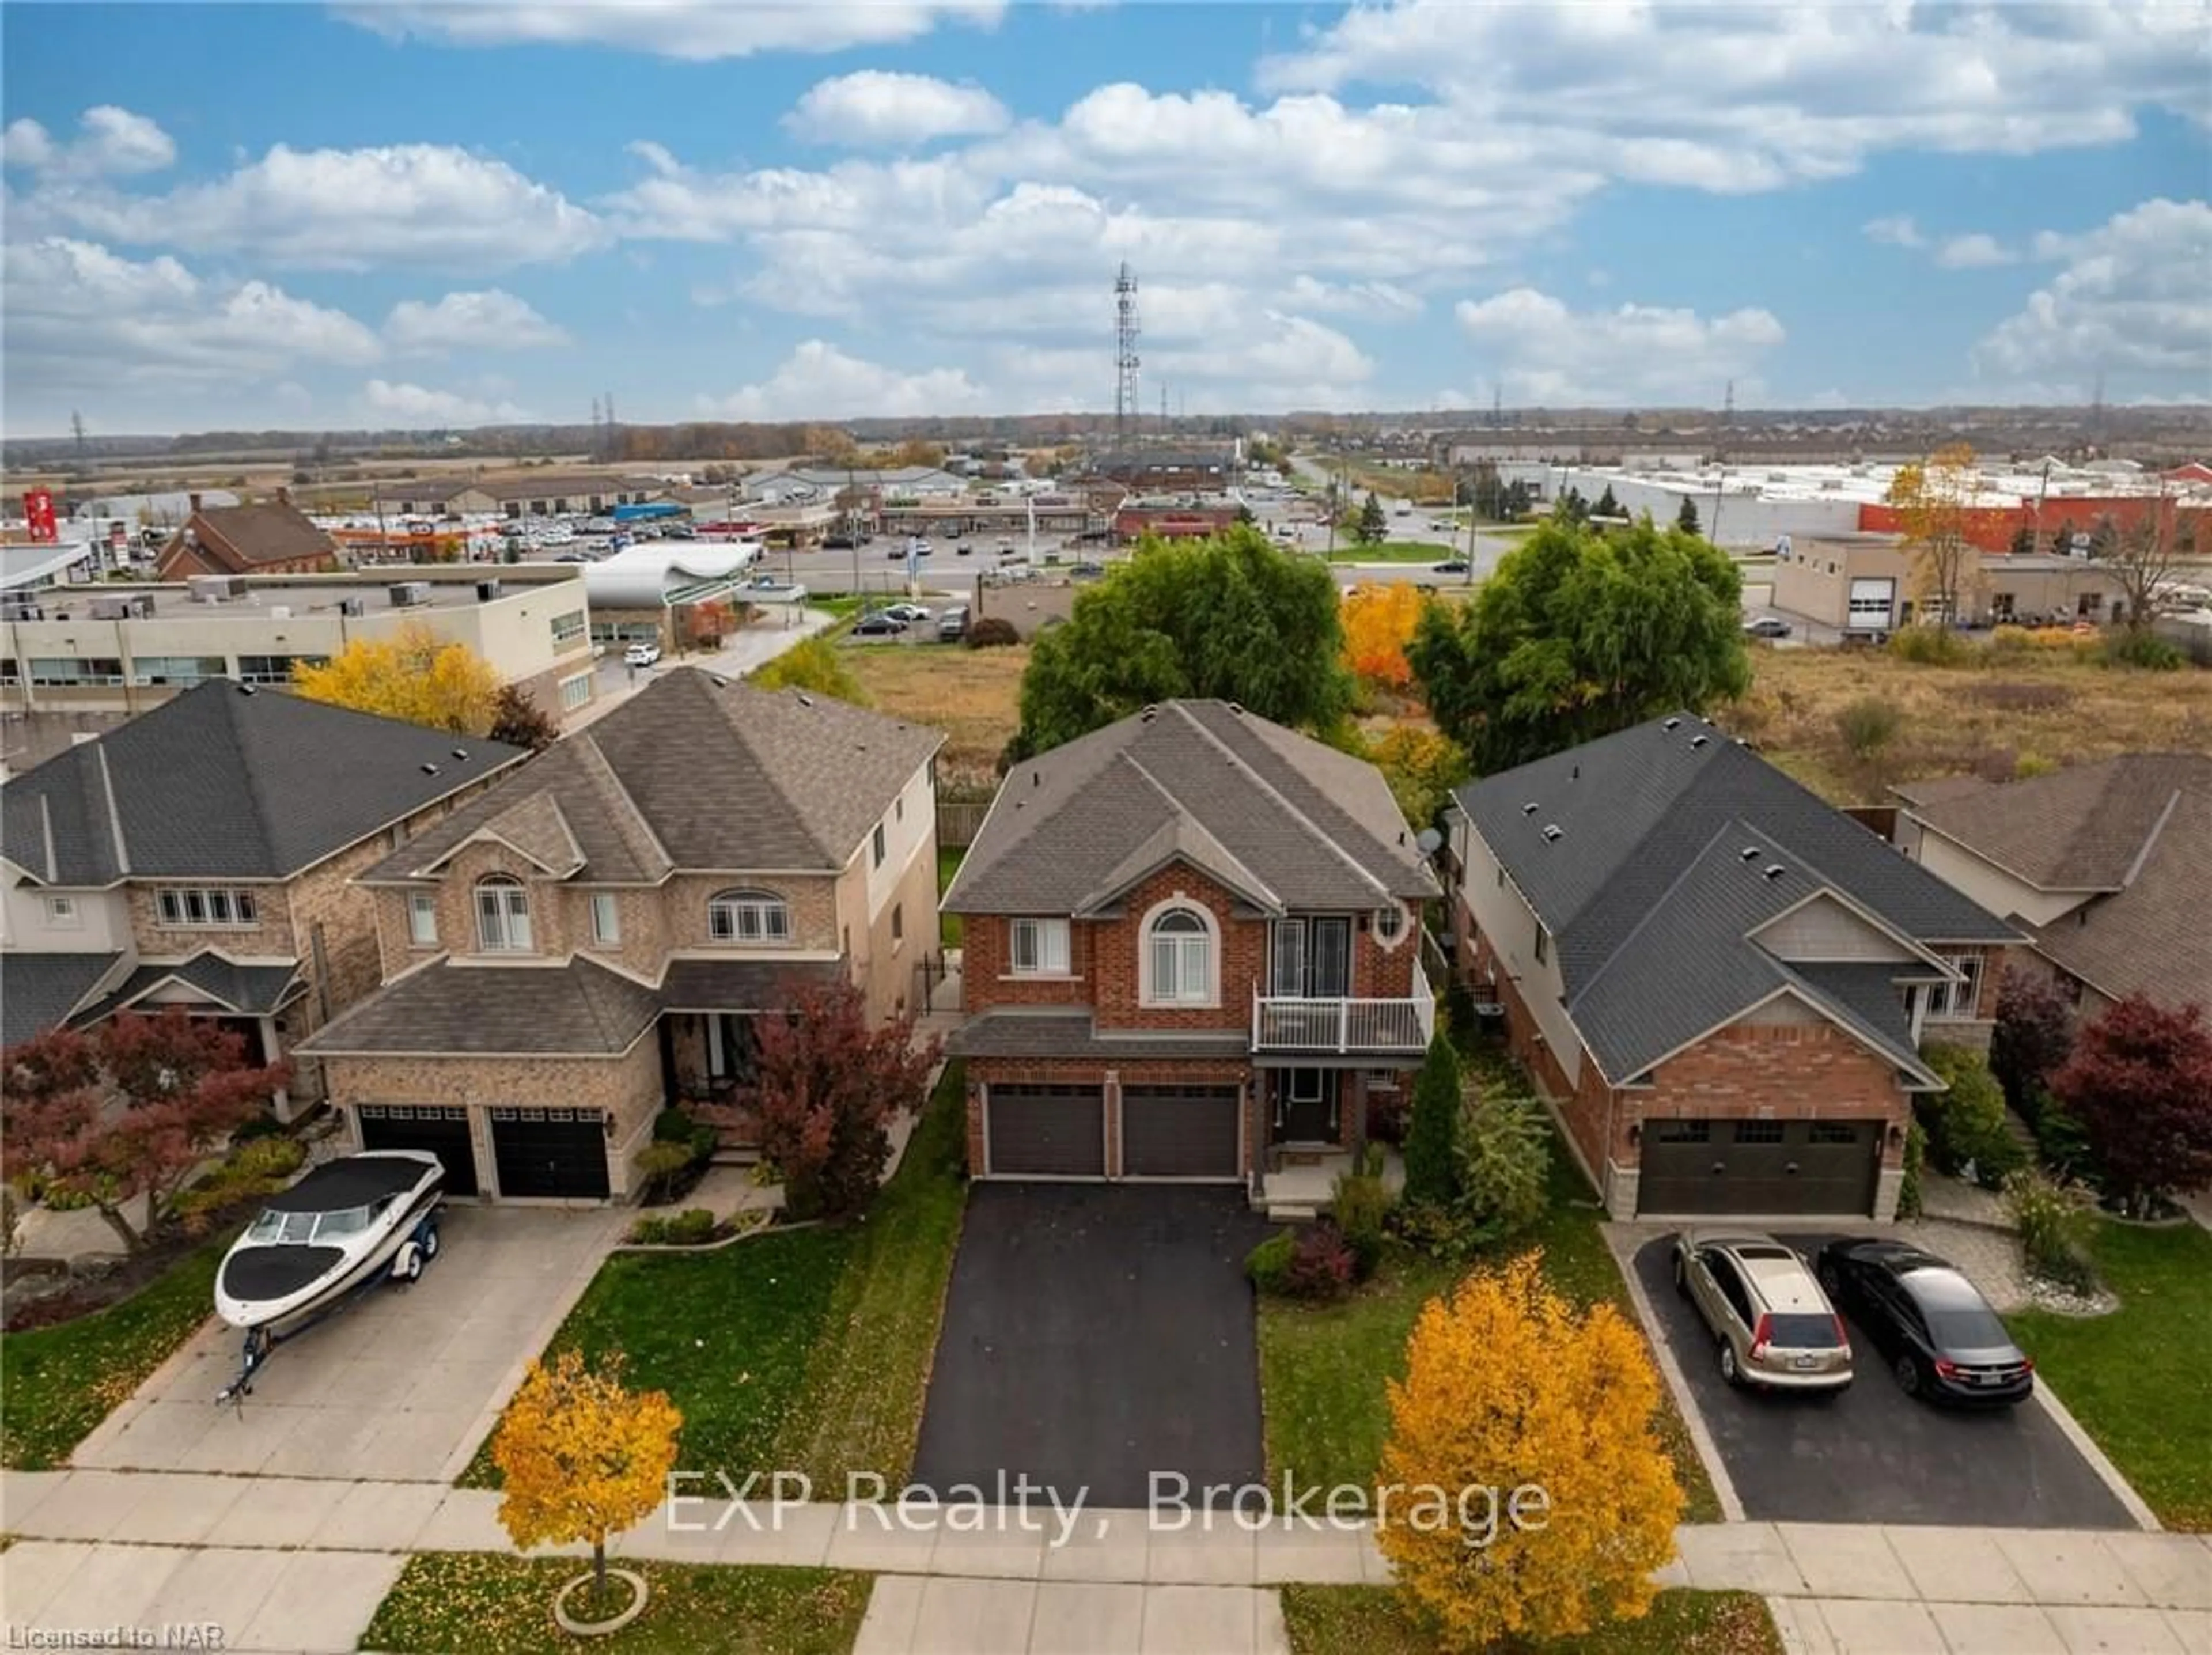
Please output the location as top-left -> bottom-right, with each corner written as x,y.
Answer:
1403,1032 -> 1464,1209
1358,491 -> 1389,543
1675,496 -> 1701,535
1593,484 -> 1622,520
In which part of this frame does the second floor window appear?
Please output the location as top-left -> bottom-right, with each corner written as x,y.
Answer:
475,877 -> 532,952
157,887 -> 259,928
590,893 -> 622,946
1147,906 -> 1215,1005
709,889 -> 791,944
1010,918 -> 1070,975
407,892 -> 438,947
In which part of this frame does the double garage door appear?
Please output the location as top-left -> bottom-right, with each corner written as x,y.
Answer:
984,1084 -> 1241,1180
355,1104 -> 610,1199
1637,1118 -> 1880,1216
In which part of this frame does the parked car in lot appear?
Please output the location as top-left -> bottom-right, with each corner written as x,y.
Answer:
1814,1240 -> 2033,1406
1743,616 -> 1793,638
623,641 -> 662,667
1672,1230 -> 1853,1391
1070,559 -> 1107,578
882,603 -> 931,623
851,611 -> 908,637
937,605 -> 970,641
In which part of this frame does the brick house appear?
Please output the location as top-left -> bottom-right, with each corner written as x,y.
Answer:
1891,754 -> 2212,1020
1446,714 -> 2018,1221
297,669 -> 942,1203
0,681 -> 528,1108
154,491 -> 341,580
943,700 -> 1440,1186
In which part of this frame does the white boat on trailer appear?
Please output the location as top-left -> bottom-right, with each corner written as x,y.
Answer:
213,1150 -> 445,1402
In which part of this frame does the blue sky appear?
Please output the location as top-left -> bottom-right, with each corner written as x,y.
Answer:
3,1 -> 2208,435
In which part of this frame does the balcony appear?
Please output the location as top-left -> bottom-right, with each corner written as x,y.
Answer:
1251,971 -> 1434,1055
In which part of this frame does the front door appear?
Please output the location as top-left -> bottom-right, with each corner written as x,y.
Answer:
1273,1068 -> 1338,1144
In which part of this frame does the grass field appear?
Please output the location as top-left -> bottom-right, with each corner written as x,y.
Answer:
1281,1586 -> 1780,1655
1332,541 -> 1461,565
844,642 -> 1029,781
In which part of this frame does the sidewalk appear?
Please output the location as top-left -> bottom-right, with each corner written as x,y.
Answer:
6,1476 -> 2206,1655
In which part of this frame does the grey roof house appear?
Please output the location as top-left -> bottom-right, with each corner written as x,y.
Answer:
1447,713 -> 2018,1220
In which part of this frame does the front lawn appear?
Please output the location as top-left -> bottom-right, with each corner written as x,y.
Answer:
1280,1586 -> 1781,1655
462,1066 -> 969,1494
770,1061 -> 969,1488
2010,1218 -> 2212,1531
1256,1044 -> 1722,1523
1,1229 -> 228,1469
361,1554 -> 870,1655
1331,541 -> 1464,565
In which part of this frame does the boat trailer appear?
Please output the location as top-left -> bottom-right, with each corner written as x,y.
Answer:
216,1205 -> 444,1407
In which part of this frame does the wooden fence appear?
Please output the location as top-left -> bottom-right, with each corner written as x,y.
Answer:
935,798 -> 993,848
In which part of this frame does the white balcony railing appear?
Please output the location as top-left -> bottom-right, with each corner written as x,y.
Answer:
1251,971 -> 1434,1053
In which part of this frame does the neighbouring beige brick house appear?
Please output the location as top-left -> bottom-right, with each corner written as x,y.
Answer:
298,668 -> 943,1202
0,680 -> 528,1105
1446,715 -> 2019,1221
1890,755 -> 2212,1022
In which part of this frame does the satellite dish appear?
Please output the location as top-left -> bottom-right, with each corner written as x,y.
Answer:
1416,828 -> 1444,857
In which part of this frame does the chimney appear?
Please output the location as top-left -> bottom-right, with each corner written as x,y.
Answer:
188,492 -> 203,515
276,486 -> 291,506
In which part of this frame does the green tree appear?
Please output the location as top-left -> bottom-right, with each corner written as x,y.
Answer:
1357,491 -> 1388,544
1007,524 -> 1353,760
1407,514 -> 1751,774
1593,484 -> 1622,520
1675,496 -> 1700,535
487,684 -> 559,751
1403,1032 -> 1463,1209
750,635 -> 869,705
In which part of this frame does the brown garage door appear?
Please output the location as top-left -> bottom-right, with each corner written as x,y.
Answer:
1122,1085 -> 1241,1180
1637,1119 -> 1880,1216
986,1084 -> 1105,1177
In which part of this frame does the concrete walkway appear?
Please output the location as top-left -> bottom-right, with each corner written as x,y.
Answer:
7,1474 -> 2207,1654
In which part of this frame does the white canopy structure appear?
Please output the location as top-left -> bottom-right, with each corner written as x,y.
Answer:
582,541 -> 760,609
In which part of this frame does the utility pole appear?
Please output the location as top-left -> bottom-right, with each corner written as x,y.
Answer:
1113,263 -> 1141,454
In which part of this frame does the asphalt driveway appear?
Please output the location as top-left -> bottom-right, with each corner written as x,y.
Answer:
1630,1235 -> 2134,1528
914,1184 -> 1275,1509
73,1205 -> 616,1482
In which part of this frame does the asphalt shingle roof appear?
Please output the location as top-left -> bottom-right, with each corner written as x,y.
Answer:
0,681 -> 529,885
1,952 -> 120,1047
77,953 -> 306,1025
946,700 -> 1437,916
300,957 -> 664,1056
659,957 -> 840,1010
946,1010 -> 1252,1062
1457,715 -> 2013,1084
371,670 -> 941,882
1899,753 -> 2212,892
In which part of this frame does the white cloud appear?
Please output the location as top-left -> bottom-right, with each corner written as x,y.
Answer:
700,340 -> 991,419
1934,233 -> 2014,270
1975,198 -> 2212,393
786,71 -> 1009,146
1282,275 -> 1423,318
1,106 -> 175,177
1262,1 -> 2211,190
362,379 -> 531,426
3,237 -> 383,430
344,1 -> 1005,60
32,144 -> 607,271
1863,215 -> 1925,249
385,289 -> 569,351
1453,288 -> 1786,405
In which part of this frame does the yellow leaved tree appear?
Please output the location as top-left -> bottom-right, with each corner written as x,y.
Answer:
1886,444 -> 1982,633
493,1348 -> 683,1600
290,620 -> 502,736
1378,1253 -> 1683,1652
1340,582 -> 1427,690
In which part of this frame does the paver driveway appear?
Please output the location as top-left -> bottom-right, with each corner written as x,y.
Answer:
74,1205 -> 616,1482
914,1185 -> 1276,1509
1630,1235 -> 2135,1528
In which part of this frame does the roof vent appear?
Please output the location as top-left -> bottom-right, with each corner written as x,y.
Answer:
1139,704 -> 1158,722
1763,865 -> 1786,880
236,683 -> 257,696
795,692 -> 813,706
1740,846 -> 1760,861
1663,717 -> 1681,730
1522,802 -> 1539,815
1542,825 -> 1564,843
420,762 -> 440,775
1226,702 -> 1243,715
1690,735 -> 1710,749
1570,764 -> 1580,781
451,748 -> 468,760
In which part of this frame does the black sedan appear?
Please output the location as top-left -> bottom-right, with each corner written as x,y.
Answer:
1431,558 -> 1470,575
1814,1239 -> 2034,1407
851,611 -> 909,637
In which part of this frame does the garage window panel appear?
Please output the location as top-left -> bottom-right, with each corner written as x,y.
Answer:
1733,1120 -> 1786,1145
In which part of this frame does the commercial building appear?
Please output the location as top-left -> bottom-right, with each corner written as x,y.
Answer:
154,491 -> 340,581
1,565 -> 600,725
1771,536 -> 2138,632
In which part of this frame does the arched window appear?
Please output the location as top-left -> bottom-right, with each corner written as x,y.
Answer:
474,876 -> 532,952
709,888 -> 791,945
1145,904 -> 1215,1005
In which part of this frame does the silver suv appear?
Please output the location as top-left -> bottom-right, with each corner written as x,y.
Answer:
1671,1230 -> 1852,1392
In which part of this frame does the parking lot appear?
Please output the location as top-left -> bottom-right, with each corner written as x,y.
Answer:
1628,1234 -> 2136,1529
73,1206 -> 615,1483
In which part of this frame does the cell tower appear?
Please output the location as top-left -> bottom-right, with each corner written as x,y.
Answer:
1113,262 -> 1141,450
1723,378 -> 1736,426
